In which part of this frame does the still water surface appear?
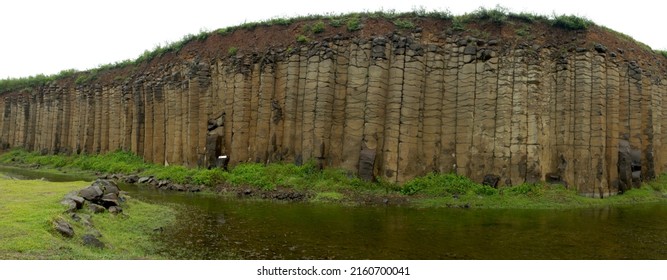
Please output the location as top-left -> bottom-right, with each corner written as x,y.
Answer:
123,185 -> 667,260
2,166 -> 665,259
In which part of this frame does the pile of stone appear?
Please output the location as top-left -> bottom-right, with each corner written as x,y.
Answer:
61,179 -> 126,215
54,179 -> 128,249
100,173 -> 203,192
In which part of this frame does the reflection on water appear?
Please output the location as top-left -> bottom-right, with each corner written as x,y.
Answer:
0,165 -> 96,182
123,185 -> 667,260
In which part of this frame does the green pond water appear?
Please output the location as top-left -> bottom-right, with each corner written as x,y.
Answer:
122,185 -> 667,260
2,166 -> 666,259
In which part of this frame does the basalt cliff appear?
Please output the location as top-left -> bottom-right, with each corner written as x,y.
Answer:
2,15 -> 666,197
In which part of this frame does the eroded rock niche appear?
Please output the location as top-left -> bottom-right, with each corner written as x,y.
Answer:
1,29 -> 666,198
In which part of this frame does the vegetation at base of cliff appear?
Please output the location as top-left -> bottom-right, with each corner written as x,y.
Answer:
4,6 -> 651,95
408,172 -> 667,209
0,176 -> 175,259
0,149 -> 389,194
1,149 -> 666,209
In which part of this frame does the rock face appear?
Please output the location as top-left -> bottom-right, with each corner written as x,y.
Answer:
1,18 -> 666,198
53,217 -> 74,238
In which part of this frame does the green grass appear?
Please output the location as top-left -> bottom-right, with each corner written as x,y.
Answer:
1,148 -> 666,209
312,191 -> 345,202
393,19 -> 415,29
311,21 -> 325,34
410,174 -> 667,209
296,34 -> 309,43
221,161 -> 383,193
0,149 -> 380,193
551,14 -> 592,30
0,176 -> 175,259
227,46 -> 238,56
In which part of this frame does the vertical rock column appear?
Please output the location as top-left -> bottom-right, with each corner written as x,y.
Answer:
221,63 -> 235,158
281,53 -> 300,162
591,52 -> 608,197
67,87 -> 80,153
627,61 -> 643,187
313,47 -> 336,167
659,78 -> 667,173
525,50 -> 547,183
455,41 -> 476,178
328,39 -> 350,167
301,51 -> 319,162
362,37 -> 389,179
540,49 -> 557,184
230,64 -> 250,164
0,96 -> 7,149
422,45 -> 444,173
247,63 -> 261,162
397,39 -> 425,182
440,40 -> 459,175
509,49 -> 528,186
640,71 -> 655,181
144,83 -> 155,163
152,82 -> 166,165
253,60 -> 274,163
555,53 -> 575,187
605,58 -> 620,195
269,55 -> 287,162
573,51 -> 593,194
293,49 -> 307,164
471,44 -> 499,182
382,37 -> 405,182
341,41 -> 369,172
650,77 -> 663,177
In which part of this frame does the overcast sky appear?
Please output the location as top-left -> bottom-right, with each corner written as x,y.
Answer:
1,0 -> 664,79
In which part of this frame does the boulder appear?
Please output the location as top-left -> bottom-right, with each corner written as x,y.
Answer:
81,234 -> 105,249
137,176 -> 152,184
53,218 -> 74,238
70,213 -> 81,222
358,148 -> 376,181
482,174 -> 500,188
88,203 -> 106,214
124,175 -> 139,184
93,179 -> 120,196
62,192 -> 86,210
79,214 -> 94,228
109,206 -> 123,215
78,184 -> 104,201
68,195 -> 85,208
60,199 -> 78,213
157,180 -> 170,188
100,193 -> 120,208
172,184 -> 186,192
618,140 -> 633,192
188,185 -> 203,192
86,228 -> 103,238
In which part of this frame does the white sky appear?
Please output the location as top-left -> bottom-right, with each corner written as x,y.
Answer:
1,0 -> 665,79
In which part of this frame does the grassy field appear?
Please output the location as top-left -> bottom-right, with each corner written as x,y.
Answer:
0,175 -> 175,259
1,149 -> 666,210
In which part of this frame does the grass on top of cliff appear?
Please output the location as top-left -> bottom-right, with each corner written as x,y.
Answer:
0,6 -> 616,95
1,149 -> 666,209
0,175 -> 176,259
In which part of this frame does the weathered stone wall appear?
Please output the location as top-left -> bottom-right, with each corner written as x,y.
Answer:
1,30 -> 665,197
